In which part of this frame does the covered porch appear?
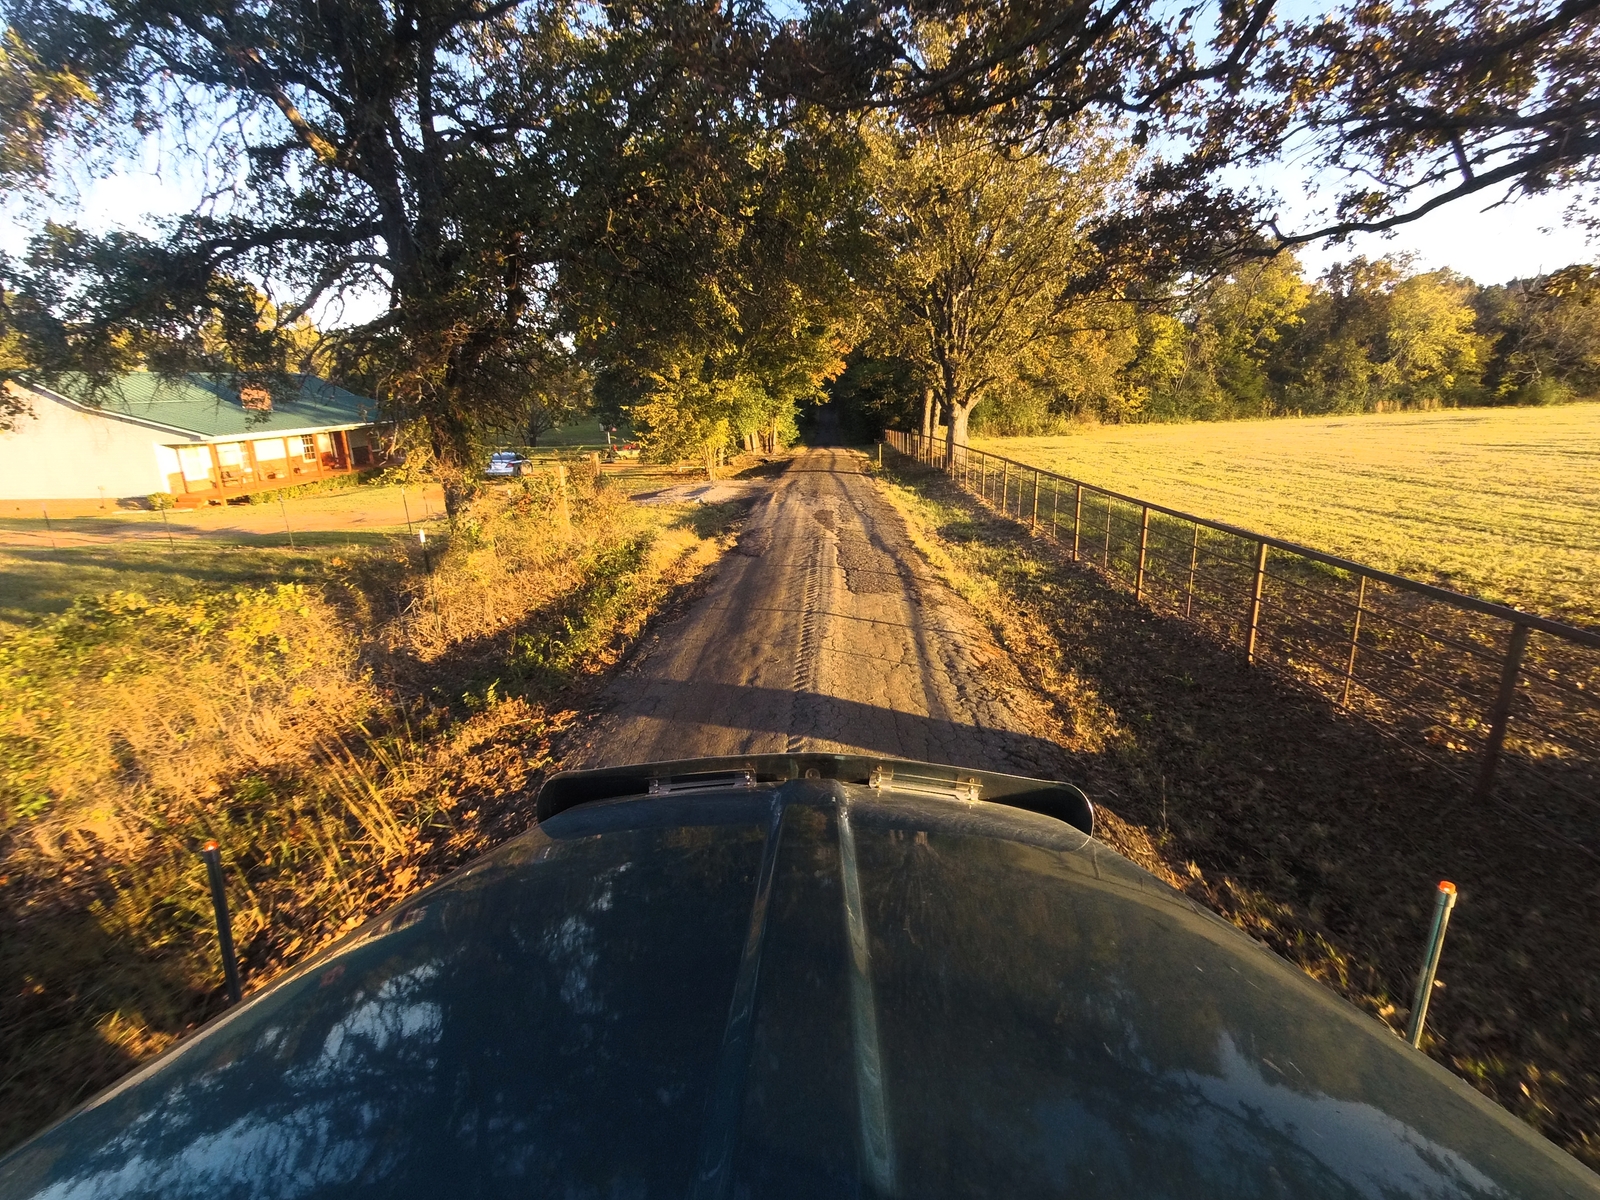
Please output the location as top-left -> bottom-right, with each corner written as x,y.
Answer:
162,427 -> 382,506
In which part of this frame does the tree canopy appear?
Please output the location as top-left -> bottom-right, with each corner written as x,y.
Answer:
2,0 -> 584,500
0,0 -> 1595,471
862,112 -> 1133,455
785,0 -> 1600,260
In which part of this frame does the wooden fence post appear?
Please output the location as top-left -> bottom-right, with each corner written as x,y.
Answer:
1031,471 -> 1040,531
1246,541 -> 1269,663
1184,524 -> 1200,619
1473,623 -> 1531,802
1072,484 -> 1083,561
1341,575 -> 1368,707
1135,505 -> 1151,601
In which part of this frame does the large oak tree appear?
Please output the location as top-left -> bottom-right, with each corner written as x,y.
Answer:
864,113 -> 1132,458
3,0 -> 583,503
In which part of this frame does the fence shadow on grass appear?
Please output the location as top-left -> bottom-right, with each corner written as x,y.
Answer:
888,432 -> 1600,837
884,450 -> 1600,1169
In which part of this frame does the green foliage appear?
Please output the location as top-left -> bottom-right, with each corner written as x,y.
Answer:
863,111 -> 1135,448
240,470 -> 381,505
826,352 -> 927,440
1476,266 -> 1600,404
944,247 -> 1597,428
559,25 -> 865,466
0,29 -> 95,192
0,584 -> 330,825
1275,259 -> 1486,414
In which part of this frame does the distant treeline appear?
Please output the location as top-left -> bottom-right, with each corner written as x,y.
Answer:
832,257 -> 1600,437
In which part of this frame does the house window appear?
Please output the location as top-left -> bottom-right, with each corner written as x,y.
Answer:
301,435 -> 316,460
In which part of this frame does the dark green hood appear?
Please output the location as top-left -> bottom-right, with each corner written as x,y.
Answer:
1,755 -> 1592,1199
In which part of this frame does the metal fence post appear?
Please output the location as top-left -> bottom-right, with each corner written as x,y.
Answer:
1001,459 -> 1010,515
1050,478 -> 1060,538
1135,505 -> 1151,601
1341,575 -> 1368,707
1184,524 -> 1200,620
1031,471 -> 1040,531
1072,484 -> 1083,561
200,840 -> 243,1005
1474,623 -> 1531,802
1102,496 -> 1112,570
1407,881 -> 1458,1049
1246,541 -> 1269,663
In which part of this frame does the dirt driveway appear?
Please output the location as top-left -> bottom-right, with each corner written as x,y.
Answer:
571,447 -> 1070,774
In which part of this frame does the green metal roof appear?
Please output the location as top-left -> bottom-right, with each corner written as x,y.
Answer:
34,373 -> 381,440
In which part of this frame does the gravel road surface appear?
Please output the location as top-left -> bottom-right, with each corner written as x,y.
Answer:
571,447 -> 1070,776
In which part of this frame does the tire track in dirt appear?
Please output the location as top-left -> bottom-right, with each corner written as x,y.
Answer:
568,448 -> 1070,776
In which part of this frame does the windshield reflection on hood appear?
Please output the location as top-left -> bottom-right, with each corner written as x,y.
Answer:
28,963 -> 448,1200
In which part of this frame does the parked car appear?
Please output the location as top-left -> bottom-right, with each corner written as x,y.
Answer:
2,753 -> 1596,1199
484,450 -> 531,477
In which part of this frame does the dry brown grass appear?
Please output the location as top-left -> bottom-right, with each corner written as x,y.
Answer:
0,466 -> 741,1153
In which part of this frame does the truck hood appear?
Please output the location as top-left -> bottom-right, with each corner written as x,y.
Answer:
1,754 -> 1593,1200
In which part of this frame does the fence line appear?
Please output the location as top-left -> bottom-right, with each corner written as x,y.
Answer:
885,430 -> 1600,842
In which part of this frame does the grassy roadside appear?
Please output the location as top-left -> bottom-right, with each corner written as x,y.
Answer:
971,403 -> 1600,626
874,456 -> 1600,1169
0,468 -> 743,1154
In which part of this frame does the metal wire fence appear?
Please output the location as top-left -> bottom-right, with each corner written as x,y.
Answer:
886,430 -> 1600,849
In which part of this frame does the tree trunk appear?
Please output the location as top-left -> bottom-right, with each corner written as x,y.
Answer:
439,465 -> 474,519
920,386 -> 935,440
945,402 -> 971,471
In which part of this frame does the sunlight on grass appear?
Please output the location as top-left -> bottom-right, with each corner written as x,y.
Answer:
972,403 -> 1600,624
0,467 -> 738,1154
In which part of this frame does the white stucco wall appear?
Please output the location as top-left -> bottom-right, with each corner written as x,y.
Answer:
0,384 -> 194,501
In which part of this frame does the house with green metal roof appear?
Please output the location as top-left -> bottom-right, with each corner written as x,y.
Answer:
0,372 -> 389,505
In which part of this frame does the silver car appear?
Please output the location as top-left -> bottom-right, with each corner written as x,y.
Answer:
485,450 -> 531,478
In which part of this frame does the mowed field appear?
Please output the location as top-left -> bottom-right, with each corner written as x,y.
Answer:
973,402 -> 1600,626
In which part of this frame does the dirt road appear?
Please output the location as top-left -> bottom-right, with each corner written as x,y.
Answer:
572,448 -> 1069,775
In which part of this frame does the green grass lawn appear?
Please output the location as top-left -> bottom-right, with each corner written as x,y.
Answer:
971,403 -> 1600,626
499,419 -> 623,451
0,543 -> 358,633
